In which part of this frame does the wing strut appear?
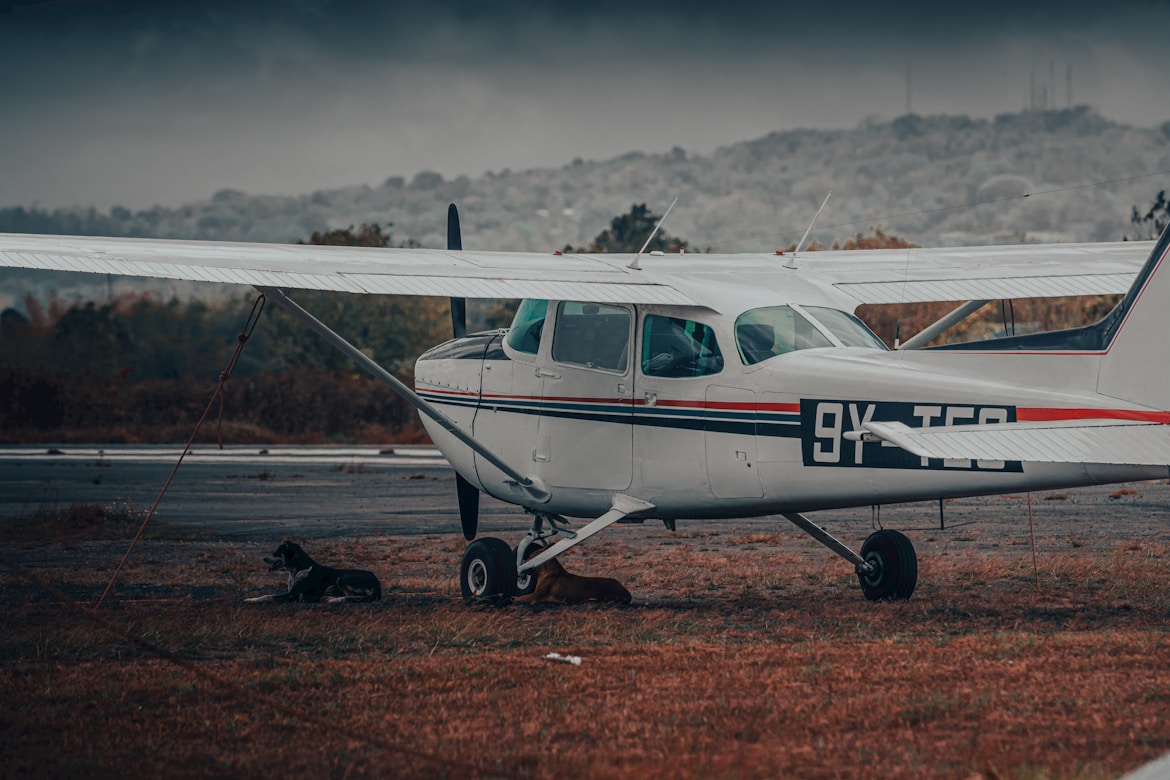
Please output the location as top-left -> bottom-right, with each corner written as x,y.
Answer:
897,299 -> 991,350
256,285 -> 549,502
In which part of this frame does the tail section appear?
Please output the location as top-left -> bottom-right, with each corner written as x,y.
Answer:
1098,226 -> 1170,408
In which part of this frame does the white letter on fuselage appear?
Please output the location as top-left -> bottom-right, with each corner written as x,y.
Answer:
976,407 -> 1008,470
813,402 -> 844,463
943,406 -> 976,468
848,403 -> 876,464
913,405 -> 943,467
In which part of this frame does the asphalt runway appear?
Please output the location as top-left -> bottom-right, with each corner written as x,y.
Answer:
0,444 -> 529,540
2,444 -> 1169,551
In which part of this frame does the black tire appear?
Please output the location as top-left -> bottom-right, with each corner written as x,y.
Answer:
459,538 -> 517,601
514,542 -> 543,597
857,529 -> 917,601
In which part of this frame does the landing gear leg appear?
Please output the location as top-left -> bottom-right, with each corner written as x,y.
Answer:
513,513 -> 568,596
781,512 -> 917,601
457,515 -> 566,602
453,512 -> 582,598
459,495 -> 656,604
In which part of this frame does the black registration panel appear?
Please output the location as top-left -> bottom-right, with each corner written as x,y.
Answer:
799,399 -> 1022,472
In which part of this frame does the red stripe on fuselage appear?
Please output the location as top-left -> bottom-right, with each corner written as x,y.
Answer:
1017,407 -> 1170,423
649,399 -> 800,412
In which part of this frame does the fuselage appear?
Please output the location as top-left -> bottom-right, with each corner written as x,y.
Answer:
415,295 -> 1166,521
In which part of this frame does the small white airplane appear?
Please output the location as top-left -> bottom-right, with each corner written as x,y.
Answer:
1,205 -> 1166,603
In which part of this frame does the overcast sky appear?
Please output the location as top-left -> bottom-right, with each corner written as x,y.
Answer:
2,0 -> 1168,210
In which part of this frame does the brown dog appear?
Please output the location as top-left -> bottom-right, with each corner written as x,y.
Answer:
513,550 -> 631,605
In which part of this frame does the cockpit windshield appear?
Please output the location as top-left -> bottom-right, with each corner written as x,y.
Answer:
802,306 -> 888,350
735,306 -> 832,364
506,299 -> 548,355
734,305 -> 886,365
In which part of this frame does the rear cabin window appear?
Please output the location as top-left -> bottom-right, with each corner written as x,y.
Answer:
505,299 -> 549,355
642,314 -> 724,378
735,305 -> 833,365
551,302 -> 630,372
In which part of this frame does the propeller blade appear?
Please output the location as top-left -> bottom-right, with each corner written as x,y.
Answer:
447,203 -> 467,338
456,473 -> 480,540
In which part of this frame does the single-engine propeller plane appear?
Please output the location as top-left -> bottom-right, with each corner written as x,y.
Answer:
2,206 -> 1167,602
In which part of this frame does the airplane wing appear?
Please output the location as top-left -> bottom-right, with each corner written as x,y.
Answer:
0,233 -> 1153,308
862,418 -> 1170,467
0,233 -> 699,306
794,241 -> 1150,305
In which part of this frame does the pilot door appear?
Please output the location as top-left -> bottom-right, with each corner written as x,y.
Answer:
534,301 -> 634,490
633,312 -> 725,493
472,301 -> 544,495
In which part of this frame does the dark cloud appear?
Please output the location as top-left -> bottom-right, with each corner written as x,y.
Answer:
2,0 -> 1168,209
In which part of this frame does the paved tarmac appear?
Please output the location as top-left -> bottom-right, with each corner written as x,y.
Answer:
2,444 -> 1168,551
0,444 -> 528,540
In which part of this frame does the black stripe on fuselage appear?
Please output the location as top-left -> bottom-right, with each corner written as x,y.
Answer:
419,393 -> 801,438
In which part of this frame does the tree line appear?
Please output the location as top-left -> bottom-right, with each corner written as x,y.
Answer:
1,223 -> 459,443
0,291 -> 453,444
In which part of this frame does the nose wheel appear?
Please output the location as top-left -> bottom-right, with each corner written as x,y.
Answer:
857,529 -> 917,601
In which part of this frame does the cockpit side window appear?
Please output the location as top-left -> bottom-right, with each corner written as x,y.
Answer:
551,301 -> 630,372
505,299 -> 548,355
642,314 -> 724,378
735,305 -> 833,365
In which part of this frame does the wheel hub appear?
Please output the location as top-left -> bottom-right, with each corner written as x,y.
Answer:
860,551 -> 886,588
467,558 -> 489,596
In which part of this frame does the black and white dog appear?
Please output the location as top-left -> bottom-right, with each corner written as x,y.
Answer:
245,541 -> 381,603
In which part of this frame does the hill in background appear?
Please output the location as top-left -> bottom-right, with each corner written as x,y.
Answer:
2,106 -> 1168,310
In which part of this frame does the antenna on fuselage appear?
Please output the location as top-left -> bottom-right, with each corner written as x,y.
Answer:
783,191 -> 831,270
628,197 -> 679,271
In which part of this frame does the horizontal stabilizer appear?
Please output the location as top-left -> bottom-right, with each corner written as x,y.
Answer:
863,418 -> 1170,467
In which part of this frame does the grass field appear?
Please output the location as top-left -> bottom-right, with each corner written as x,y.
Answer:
1,502 -> 1169,778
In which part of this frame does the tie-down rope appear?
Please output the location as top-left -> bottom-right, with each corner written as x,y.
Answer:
94,294 -> 266,609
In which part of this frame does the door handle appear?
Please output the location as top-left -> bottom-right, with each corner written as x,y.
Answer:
535,367 -> 561,379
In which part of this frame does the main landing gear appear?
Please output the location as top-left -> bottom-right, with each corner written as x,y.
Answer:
857,529 -> 917,601
459,495 -> 655,602
458,501 -> 917,603
782,513 -> 917,601
457,515 -> 567,602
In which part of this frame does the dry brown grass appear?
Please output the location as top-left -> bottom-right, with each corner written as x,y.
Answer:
0,499 -> 149,542
1,521 -> 1168,779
